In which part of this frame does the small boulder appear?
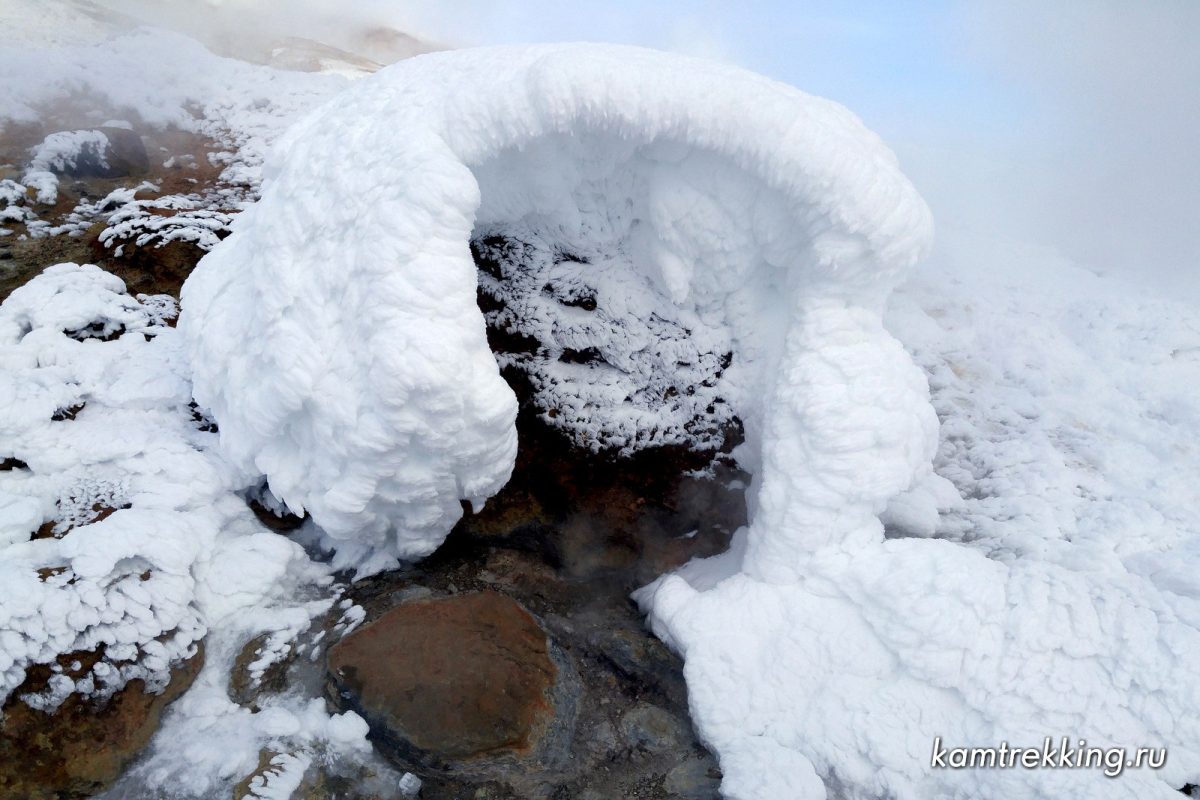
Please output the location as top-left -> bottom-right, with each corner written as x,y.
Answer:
618,702 -> 686,752
326,591 -> 578,783
665,759 -> 723,800
66,127 -> 149,179
229,632 -> 296,709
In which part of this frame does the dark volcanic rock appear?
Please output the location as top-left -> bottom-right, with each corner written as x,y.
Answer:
453,396 -> 746,588
326,591 -> 578,785
247,498 -> 306,532
61,127 -> 149,180
619,702 -> 687,752
665,760 -> 724,800
0,644 -> 203,800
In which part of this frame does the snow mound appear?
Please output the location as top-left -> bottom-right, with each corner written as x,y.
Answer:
182,43 -> 935,577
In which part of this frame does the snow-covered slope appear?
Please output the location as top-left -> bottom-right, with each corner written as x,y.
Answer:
181,43 -> 935,577
0,13 -> 386,794
0,0 -> 361,252
0,264 -> 371,794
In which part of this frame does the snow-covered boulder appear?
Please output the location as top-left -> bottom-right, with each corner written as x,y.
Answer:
181,43 -> 936,578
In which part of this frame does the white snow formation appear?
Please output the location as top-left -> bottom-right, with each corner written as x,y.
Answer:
182,44 -> 936,580
3,27 -> 1197,800
182,43 -> 1200,800
638,236 -> 1200,799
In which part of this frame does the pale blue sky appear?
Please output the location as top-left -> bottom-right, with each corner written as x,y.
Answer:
389,0 -> 1197,292
154,0 -> 1193,291
401,0 -> 1032,145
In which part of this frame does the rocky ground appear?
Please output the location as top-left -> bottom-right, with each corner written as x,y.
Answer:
322,400 -> 746,800
0,646 -> 204,799
216,367 -> 746,800
0,117 -> 223,303
1,122 -> 744,799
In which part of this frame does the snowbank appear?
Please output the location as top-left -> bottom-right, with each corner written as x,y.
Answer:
638,240 -> 1200,799
182,43 -> 936,578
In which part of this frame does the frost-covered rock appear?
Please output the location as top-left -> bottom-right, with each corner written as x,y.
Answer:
21,128 -> 150,206
0,264 -> 205,706
0,643 -> 203,799
0,263 -> 367,795
181,43 -> 935,578
15,126 -> 148,212
22,130 -> 110,205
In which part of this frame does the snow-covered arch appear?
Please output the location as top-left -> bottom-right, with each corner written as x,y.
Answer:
180,44 -> 937,580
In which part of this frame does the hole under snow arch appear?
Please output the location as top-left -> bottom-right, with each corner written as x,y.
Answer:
179,43 -> 938,580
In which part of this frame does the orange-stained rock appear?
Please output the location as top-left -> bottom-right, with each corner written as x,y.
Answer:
0,643 -> 203,800
326,591 -> 577,779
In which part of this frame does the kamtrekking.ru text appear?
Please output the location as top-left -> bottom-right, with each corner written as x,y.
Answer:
930,737 -> 1166,778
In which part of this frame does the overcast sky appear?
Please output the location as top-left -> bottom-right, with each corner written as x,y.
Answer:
122,0 -> 1200,296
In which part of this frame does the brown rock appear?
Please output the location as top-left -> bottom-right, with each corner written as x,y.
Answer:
232,748 -> 284,800
31,500 -> 131,542
90,229 -> 206,300
326,591 -> 577,780
229,632 -> 295,709
248,498 -> 306,532
232,748 -> 394,800
457,486 -> 550,540
0,643 -> 204,800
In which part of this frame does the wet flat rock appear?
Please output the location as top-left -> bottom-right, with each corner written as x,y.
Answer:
326,590 -> 578,782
